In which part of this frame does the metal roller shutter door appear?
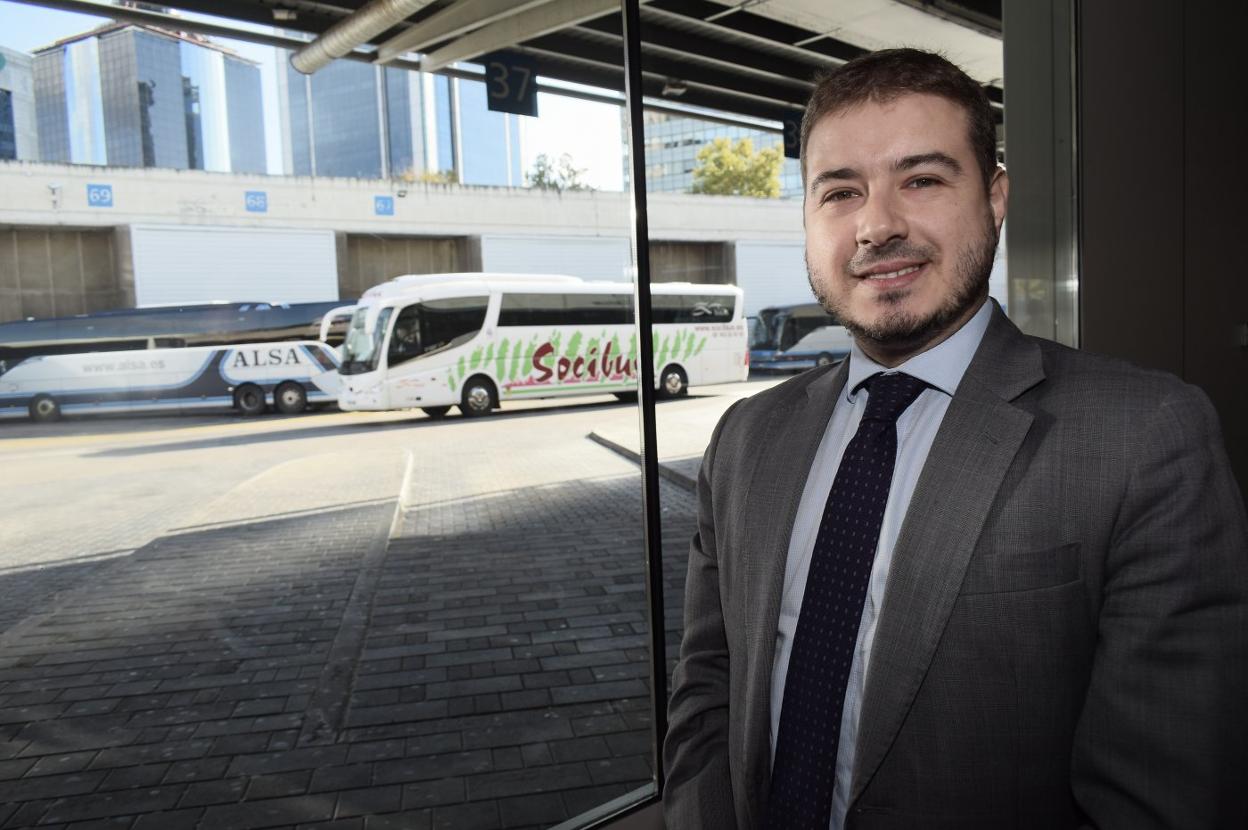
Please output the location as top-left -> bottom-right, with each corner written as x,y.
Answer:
734,241 -> 811,318
130,224 -> 338,305
480,235 -> 631,281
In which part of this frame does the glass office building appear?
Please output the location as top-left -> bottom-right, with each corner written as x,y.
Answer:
281,57 -> 415,180
429,74 -> 523,186
643,109 -> 802,198
0,46 -> 39,162
279,55 -> 520,184
33,24 -> 264,173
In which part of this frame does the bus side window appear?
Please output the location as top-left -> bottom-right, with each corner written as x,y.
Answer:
421,297 -> 488,355
564,294 -> 632,325
652,295 -> 684,324
388,304 -> 423,367
499,294 -> 567,326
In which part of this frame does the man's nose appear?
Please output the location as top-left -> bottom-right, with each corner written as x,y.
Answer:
855,191 -> 908,249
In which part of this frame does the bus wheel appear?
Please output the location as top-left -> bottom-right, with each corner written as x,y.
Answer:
459,377 -> 497,418
815,352 -> 836,367
235,384 -> 267,417
658,365 -> 688,399
422,406 -> 451,419
274,381 -> 308,415
29,394 -> 61,423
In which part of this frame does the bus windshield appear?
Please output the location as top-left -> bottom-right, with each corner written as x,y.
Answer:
750,309 -> 779,349
340,307 -> 391,375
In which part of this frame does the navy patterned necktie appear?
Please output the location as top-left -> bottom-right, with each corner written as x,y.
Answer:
766,371 -> 930,830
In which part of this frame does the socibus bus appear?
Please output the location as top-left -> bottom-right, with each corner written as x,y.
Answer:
337,273 -> 748,418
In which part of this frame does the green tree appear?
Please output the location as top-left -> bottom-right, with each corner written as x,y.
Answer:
415,169 -> 459,185
527,153 -> 592,192
690,137 -> 783,198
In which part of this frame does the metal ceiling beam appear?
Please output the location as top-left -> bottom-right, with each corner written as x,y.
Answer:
290,0 -> 437,74
14,0 -> 311,51
641,4 -> 837,69
578,15 -> 823,85
420,0 -> 618,72
526,32 -> 810,108
374,0 -> 554,64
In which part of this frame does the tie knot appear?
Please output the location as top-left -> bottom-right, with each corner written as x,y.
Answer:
859,372 -> 928,423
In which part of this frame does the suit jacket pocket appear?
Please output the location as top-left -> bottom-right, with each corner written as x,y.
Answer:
958,542 -> 1081,595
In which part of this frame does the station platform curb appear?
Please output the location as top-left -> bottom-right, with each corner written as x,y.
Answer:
586,431 -> 700,493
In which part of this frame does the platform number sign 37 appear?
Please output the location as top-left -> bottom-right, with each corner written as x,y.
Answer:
782,109 -> 804,160
484,51 -> 538,117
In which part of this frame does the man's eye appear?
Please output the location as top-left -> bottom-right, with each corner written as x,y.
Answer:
824,189 -> 856,203
908,176 -> 940,188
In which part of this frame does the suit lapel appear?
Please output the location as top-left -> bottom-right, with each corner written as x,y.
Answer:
740,360 -> 848,826
850,308 -> 1045,804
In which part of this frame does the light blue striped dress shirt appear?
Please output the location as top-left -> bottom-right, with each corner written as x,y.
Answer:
768,298 -> 994,829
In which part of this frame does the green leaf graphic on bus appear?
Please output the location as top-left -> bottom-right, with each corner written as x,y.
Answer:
495,339 -> 510,379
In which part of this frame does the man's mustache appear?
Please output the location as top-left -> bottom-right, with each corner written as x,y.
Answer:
843,241 -> 934,277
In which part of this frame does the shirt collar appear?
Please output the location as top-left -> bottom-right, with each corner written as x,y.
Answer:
846,298 -> 994,402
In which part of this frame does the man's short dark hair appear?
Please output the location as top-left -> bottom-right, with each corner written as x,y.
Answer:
800,48 -> 998,191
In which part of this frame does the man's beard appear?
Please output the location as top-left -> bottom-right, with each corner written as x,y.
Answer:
807,213 -> 999,355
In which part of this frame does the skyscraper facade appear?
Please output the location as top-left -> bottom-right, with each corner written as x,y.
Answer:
278,55 -> 520,185
33,23 -> 264,173
280,56 -> 416,180
0,46 -> 39,161
428,74 -> 522,187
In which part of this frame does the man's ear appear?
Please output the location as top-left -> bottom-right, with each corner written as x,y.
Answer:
989,164 -> 1009,233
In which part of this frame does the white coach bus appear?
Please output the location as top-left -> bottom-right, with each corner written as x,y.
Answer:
0,341 -> 341,422
337,273 -> 748,418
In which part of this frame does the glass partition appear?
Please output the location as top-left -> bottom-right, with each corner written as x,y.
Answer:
0,0 -> 1081,827
0,2 -> 662,828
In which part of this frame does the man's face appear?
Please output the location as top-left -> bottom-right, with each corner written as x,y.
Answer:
803,93 -> 1008,363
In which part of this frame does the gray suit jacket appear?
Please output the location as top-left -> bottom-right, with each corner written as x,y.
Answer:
663,306 -> 1248,829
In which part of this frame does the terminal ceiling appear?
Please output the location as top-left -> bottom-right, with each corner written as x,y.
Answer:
35,0 -> 1003,127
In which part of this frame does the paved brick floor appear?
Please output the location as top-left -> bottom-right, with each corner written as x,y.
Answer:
0,450 -> 697,829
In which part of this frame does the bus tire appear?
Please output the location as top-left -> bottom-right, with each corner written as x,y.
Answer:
422,406 -> 451,419
459,376 -> 497,418
274,381 -> 308,415
658,365 -> 688,399
29,394 -> 61,423
235,384 -> 267,417
815,352 -> 836,367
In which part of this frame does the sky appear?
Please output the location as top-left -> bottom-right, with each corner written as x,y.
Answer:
0,0 -> 625,188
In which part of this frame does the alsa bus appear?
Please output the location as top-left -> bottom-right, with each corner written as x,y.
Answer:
0,301 -> 351,373
337,273 -> 747,418
0,341 -> 341,422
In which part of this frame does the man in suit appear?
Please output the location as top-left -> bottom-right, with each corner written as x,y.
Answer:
663,48 -> 1248,829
